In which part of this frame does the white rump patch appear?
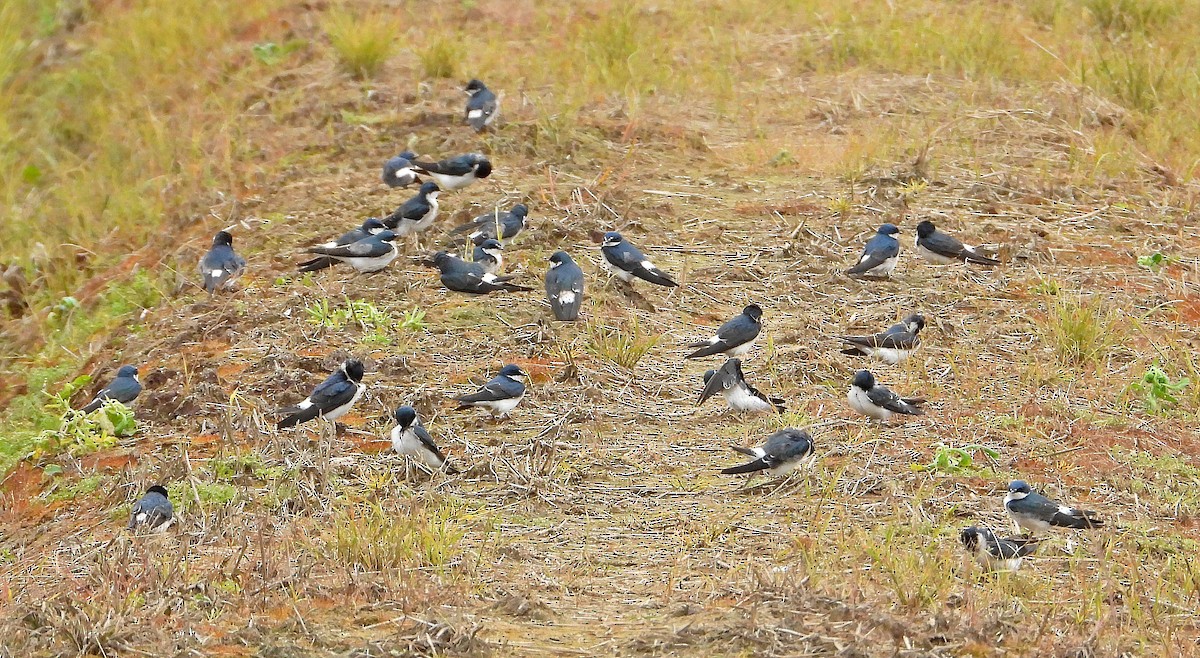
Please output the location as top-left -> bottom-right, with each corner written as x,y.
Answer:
211,269 -> 225,277
467,109 -> 484,118
297,399 -> 313,410
559,291 -> 576,305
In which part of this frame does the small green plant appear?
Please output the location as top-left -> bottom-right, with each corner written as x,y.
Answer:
252,40 -> 305,66
1129,364 -> 1188,413
585,315 -> 660,370
29,377 -> 136,459
417,37 -> 463,79
323,9 -> 399,79
913,444 -> 1000,475
305,298 -> 392,333
1040,292 -> 1121,366
43,474 -> 104,503
400,307 -> 427,332
1136,252 -> 1175,272
827,195 -> 853,216
168,481 -> 238,513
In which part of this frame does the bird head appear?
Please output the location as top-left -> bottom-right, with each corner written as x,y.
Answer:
904,313 -> 926,333
916,220 -> 936,238
116,365 -> 139,378
478,239 -> 503,257
147,484 -> 169,497
959,527 -> 981,551
548,251 -> 571,268
510,203 -> 529,217
465,79 -> 487,94
419,181 -> 440,196
601,231 -> 623,248
393,405 -> 418,428
213,231 -> 234,247
362,217 -> 387,233
878,223 -> 900,236
851,369 -> 875,390
342,359 -> 366,383
498,364 -> 526,380
743,304 -> 763,322
375,230 -> 398,243
1007,480 -> 1031,496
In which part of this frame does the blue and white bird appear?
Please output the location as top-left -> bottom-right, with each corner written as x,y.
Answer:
412,153 -> 492,191
383,181 -> 441,236
472,237 -> 504,276
464,79 -> 499,132
451,203 -> 528,244
127,484 -> 174,532
80,365 -> 142,414
382,151 -> 420,188
454,364 -> 527,418
915,220 -> 1000,266
959,526 -> 1040,571
846,369 -> 924,421
302,230 -> 398,274
1004,480 -> 1103,535
431,251 -> 531,295
698,358 -> 785,414
298,218 -> 388,272
720,428 -> 815,478
390,405 -> 457,473
545,251 -> 584,322
600,231 -> 678,288
839,313 -> 925,365
686,305 -> 762,359
845,223 -> 901,278
198,230 -> 247,295
277,359 -> 366,429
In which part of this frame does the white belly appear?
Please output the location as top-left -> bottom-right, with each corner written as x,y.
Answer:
391,426 -> 444,468
475,394 -> 523,416
350,248 -> 398,273
866,346 -> 912,365
725,384 -> 773,413
727,335 -> 758,357
429,172 -> 475,191
601,256 -> 635,282
847,386 -> 890,420
414,202 -> 440,232
863,255 -> 898,276
916,240 -> 957,265
323,384 -> 365,421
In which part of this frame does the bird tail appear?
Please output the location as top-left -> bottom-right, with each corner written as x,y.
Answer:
501,283 -> 534,292
276,405 -> 321,429
731,446 -> 758,458
770,397 -> 787,413
640,271 -> 678,287
80,399 -> 103,414
721,458 -> 769,475
685,343 -> 724,359
298,257 -> 337,272
840,346 -> 865,356
1054,511 -> 1103,529
964,250 -> 1001,266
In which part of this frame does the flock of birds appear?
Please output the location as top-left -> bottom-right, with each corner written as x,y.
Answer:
78,79 -> 1106,573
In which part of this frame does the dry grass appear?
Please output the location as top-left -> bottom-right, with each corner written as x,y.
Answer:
2,0 -> 1200,656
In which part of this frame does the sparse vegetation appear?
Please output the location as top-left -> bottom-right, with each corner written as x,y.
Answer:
1041,292 -> 1122,366
323,502 -> 464,572
1129,364 -> 1189,413
913,443 -> 1000,476
322,8 -> 399,79
585,315 -> 660,370
417,37 -> 463,79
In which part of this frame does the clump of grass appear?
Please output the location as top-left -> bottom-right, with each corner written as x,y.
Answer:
1040,292 -> 1121,366
324,502 -> 464,572
912,443 -> 1000,476
1084,0 -> 1177,35
305,297 -> 391,332
585,315 -> 660,370
417,37 -> 463,79
167,481 -> 238,513
1110,447 -> 1200,518
322,9 -> 398,79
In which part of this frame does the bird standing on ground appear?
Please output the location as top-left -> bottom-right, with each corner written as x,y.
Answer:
454,364 -> 527,418
720,428 -> 815,479
698,358 -> 785,414
472,238 -> 504,276
839,313 -> 925,365
390,405 -> 456,473
846,369 -> 925,421
277,359 -> 366,429
383,181 -> 441,237
298,218 -> 388,273
845,223 -> 901,278
80,365 -> 142,414
464,79 -> 499,132
198,230 -> 247,295
915,220 -> 1000,266
959,526 -> 1040,571
686,304 -> 763,359
412,153 -> 492,191
600,231 -> 678,288
302,231 -> 398,274
451,203 -> 528,244
127,484 -> 174,532
1004,480 -> 1104,535
544,251 -> 585,321
382,151 -> 420,188
431,251 -> 532,295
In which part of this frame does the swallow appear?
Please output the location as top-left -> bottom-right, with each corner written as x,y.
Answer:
845,223 -> 901,278
698,358 -> 785,414
383,181 -> 441,236
960,526 -> 1041,571
600,231 -> 678,287
390,405 -> 457,473
545,251 -> 584,321
302,230 -> 398,273
721,428 -> 815,477
454,364 -> 526,417
80,365 -> 142,413
412,153 -> 492,191
127,484 -> 174,532
431,251 -> 532,294
298,218 -> 388,272
198,230 -> 247,294
472,237 -> 504,275
451,203 -> 528,243
686,304 -> 763,359
464,79 -> 499,132
846,369 -> 924,421
382,151 -> 420,188
277,359 -> 366,429
915,220 -> 1000,266
839,313 -> 925,365
1004,480 -> 1103,535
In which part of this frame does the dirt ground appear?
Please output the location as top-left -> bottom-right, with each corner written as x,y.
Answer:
4,5 -> 1200,657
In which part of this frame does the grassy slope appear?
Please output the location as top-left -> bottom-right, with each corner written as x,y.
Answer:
3,0 -> 1200,655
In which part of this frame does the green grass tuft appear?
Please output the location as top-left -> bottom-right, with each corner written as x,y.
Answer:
585,315 -> 660,371
324,502 -> 464,572
417,37 -> 463,79
1040,292 -> 1121,367
323,9 -> 398,79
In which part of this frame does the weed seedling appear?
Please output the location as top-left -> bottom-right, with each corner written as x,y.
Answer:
1129,364 -> 1188,413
